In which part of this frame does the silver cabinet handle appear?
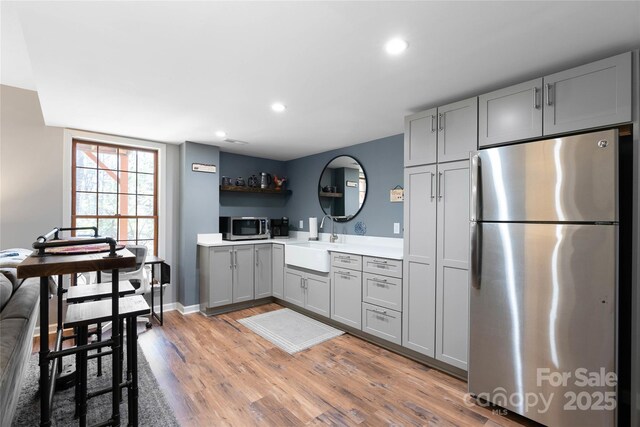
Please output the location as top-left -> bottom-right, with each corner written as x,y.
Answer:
229,250 -> 233,269
470,152 -> 480,221
470,222 -> 482,289
545,83 -> 553,106
371,277 -> 388,284
430,115 -> 436,133
256,250 -> 259,266
438,113 -> 444,131
430,172 -> 435,200
300,277 -> 304,288
437,172 -> 443,199
533,87 -> 539,109
372,309 -> 387,315
304,278 -> 308,289
372,259 -> 387,265
234,250 -> 238,269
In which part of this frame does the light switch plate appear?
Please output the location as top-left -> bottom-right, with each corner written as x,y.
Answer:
394,223 -> 400,234
299,220 -> 304,229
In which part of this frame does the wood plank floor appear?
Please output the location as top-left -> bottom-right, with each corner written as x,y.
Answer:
130,303 -> 537,427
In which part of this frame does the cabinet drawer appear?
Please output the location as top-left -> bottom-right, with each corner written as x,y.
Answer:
331,253 -> 362,271
362,273 -> 402,311
362,303 -> 402,345
362,256 -> 402,278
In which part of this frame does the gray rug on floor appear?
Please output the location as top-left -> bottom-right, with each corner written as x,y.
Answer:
238,308 -> 344,354
12,343 -> 179,426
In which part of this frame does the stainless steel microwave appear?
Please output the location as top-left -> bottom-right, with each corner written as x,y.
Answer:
219,217 -> 269,241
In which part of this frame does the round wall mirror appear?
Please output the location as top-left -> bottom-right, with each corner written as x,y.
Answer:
318,155 -> 367,222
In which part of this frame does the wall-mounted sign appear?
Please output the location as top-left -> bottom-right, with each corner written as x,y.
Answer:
346,180 -> 358,187
390,185 -> 404,202
192,163 -> 217,173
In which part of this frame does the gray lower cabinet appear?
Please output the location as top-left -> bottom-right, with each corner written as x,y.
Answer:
331,268 -> 362,329
254,244 -> 272,299
232,245 -> 255,303
478,78 -> 543,147
284,266 -> 330,316
362,303 -> 402,345
435,160 -> 470,370
543,51 -> 631,136
403,165 -> 438,357
362,273 -> 402,311
199,245 -> 254,310
272,244 -> 284,298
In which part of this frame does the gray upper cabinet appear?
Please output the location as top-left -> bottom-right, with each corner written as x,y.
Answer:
233,245 -> 255,303
404,108 -> 437,167
437,97 -> 478,163
435,160 -> 470,370
331,268 -> 362,329
404,99 -> 478,166
272,244 -> 284,298
402,165 -> 438,357
254,244 -> 272,299
478,78 -> 543,147
543,52 -> 632,136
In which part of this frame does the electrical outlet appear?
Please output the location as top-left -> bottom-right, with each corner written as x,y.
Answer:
394,223 -> 400,234
299,220 -> 304,229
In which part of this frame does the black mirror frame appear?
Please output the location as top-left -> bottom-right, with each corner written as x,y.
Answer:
317,155 -> 368,223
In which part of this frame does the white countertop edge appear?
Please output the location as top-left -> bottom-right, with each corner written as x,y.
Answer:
197,233 -> 403,260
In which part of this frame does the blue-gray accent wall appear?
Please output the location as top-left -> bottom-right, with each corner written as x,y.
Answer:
285,134 -> 403,238
179,141 -> 220,306
219,152 -> 289,219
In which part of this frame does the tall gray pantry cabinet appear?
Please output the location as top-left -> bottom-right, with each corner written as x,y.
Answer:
403,98 -> 474,371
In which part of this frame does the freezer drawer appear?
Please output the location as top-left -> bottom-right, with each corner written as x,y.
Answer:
474,129 -> 618,223
469,222 -> 616,427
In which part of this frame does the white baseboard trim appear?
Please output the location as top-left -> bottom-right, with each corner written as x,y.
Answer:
153,302 -> 177,313
176,302 -> 199,315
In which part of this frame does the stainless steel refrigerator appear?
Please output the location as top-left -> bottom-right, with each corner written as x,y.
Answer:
469,129 -> 618,426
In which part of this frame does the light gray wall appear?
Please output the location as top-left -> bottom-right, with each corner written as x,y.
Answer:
179,141 -> 219,307
0,85 -> 64,248
285,134 -> 404,238
218,151 -> 288,219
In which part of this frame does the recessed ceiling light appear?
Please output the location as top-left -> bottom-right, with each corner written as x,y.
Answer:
271,103 -> 286,112
385,38 -> 408,55
215,130 -> 227,138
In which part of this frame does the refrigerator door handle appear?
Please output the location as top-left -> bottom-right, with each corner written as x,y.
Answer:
470,221 -> 482,289
470,152 -> 480,221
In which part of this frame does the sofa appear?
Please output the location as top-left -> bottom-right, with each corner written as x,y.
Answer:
0,249 -> 41,427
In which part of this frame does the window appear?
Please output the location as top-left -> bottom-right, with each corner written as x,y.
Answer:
72,139 -> 158,255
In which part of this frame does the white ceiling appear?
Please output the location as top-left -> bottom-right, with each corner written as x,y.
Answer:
2,1 -> 639,161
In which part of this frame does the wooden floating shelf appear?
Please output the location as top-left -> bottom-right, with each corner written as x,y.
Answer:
319,192 -> 343,198
220,185 -> 291,195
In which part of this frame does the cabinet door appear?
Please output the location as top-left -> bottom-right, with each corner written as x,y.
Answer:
331,268 -> 362,329
435,160 -> 470,370
478,78 -> 543,147
232,245 -> 254,303
402,165 -> 437,357
404,108 -> 437,166
272,244 -> 284,298
254,244 -> 272,299
305,273 -> 330,317
437,97 -> 478,163
543,51 -> 631,135
209,247 -> 233,307
284,268 -> 305,308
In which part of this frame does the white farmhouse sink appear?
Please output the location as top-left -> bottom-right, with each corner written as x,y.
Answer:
285,242 -> 339,272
